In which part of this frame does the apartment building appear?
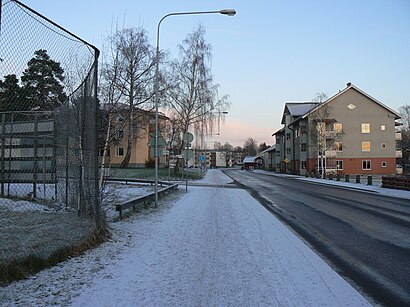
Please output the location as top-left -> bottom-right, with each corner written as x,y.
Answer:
273,83 -> 401,175
99,107 -> 168,168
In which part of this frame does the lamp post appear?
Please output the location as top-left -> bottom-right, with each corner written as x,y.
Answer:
153,9 -> 236,206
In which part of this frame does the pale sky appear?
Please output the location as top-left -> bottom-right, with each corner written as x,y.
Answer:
19,0 -> 410,147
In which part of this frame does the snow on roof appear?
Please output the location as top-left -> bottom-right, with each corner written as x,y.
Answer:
256,145 -> 276,158
281,102 -> 319,124
286,103 -> 318,116
243,156 -> 256,163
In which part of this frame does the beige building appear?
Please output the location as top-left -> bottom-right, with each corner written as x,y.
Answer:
100,108 -> 168,168
273,83 -> 401,175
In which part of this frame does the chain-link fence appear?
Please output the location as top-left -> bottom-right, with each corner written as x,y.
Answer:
0,0 -> 104,281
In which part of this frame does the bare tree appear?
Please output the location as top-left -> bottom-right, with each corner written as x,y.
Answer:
399,105 -> 410,131
313,92 -> 328,103
243,137 -> 258,156
98,42 -> 124,187
166,25 -> 229,173
308,104 -> 344,178
104,27 -> 162,168
398,105 -> 410,173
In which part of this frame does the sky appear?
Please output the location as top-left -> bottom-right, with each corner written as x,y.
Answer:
16,0 -> 410,147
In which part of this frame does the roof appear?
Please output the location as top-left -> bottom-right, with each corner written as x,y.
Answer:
255,145 -> 276,158
272,127 -> 285,136
243,156 -> 256,163
281,102 -> 319,124
301,83 -> 401,120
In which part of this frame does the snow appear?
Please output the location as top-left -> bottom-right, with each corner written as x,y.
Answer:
0,170 -> 371,306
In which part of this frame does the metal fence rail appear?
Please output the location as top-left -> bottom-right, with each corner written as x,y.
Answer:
0,0 -> 104,278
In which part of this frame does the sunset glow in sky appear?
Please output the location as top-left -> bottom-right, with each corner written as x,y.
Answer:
20,0 -> 410,147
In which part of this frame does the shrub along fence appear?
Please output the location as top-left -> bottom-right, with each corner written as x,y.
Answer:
382,176 -> 410,191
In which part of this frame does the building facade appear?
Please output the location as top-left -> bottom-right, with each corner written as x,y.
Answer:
100,108 -> 168,168
273,83 -> 401,176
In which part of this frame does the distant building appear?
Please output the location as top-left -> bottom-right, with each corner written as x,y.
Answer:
255,145 -> 276,171
272,83 -> 401,175
193,149 -> 231,168
243,156 -> 256,170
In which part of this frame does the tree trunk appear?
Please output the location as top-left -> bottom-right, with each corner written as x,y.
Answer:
99,115 -> 112,187
120,138 -> 132,168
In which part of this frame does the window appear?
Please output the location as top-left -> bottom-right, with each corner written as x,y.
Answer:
116,147 -> 124,157
336,160 -> 343,170
347,103 -> 356,110
334,141 -> 343,151
300,126 -> 307,134
361,123 -> 370,133
117,130 -> 124,139
301,161 -> 307,169
301,143 -> 307,152
286,148 -> 291,155
286,133 -> 291,140
334,123 -> 343,133
362,160 -> 371,170
381,161 -> 387,168
99,148 -> 110,157
362,141 -> 371,152
381,125 -> 386,131
381,143 -> 386,149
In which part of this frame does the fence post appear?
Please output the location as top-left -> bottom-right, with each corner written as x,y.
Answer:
186,179 -> 188,193
356,175 -> 360,184
7,113 -> 14,196
1,113 -> 5,197
367,175 -> 372,185
33,114 -> 38,199
336,173 -> 341,181
345,174 -> 350,182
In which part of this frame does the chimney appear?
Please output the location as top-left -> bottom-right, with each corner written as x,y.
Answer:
346,82 -> 352,87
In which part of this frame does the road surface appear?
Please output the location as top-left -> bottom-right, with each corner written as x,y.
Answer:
224,169 -> 410,306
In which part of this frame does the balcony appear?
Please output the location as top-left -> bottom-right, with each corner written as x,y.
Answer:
324,130 -> 336,139
396,149 -> 402,158
395,132 -> 402,141
325,150 -> 337,157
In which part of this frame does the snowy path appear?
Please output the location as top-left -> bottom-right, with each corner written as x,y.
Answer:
1,170 -> 370,306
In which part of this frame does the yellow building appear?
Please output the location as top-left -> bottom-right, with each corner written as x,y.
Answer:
100,108 -> 168,168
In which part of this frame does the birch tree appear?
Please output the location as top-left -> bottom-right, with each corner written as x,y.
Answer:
103,27 -> 161,168
166,25 -> 229,173
309,103 -> 344,178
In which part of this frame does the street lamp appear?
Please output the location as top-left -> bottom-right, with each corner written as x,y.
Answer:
154,9 -> 236,206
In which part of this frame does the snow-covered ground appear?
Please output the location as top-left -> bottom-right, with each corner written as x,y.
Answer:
1,170 -> 371,306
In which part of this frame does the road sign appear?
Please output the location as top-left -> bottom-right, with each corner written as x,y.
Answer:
199,154 -> 205,162
182,149 -> 194,160
284,158 -> 289,163
183,132 -> 193,143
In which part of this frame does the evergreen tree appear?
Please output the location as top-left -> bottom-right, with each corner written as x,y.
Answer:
21,49 -> 67,111
0,74 -> 23,112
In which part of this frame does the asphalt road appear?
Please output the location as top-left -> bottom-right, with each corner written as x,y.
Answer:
223,169 -> 410,306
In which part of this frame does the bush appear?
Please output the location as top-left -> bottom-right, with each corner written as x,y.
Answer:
145,158 -> 155,168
